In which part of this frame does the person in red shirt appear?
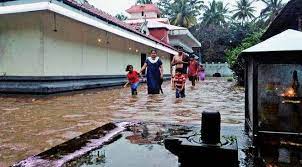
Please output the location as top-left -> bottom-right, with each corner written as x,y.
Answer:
188,56 -> 199,86
124,65 -> 140,95
173,68 -> 186,98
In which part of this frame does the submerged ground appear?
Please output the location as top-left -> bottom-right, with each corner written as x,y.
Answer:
0,78 -> 244,166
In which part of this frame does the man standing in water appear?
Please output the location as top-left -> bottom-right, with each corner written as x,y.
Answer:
171,47 -> 189,75
171,47 -> 188,93
188,55 -> 199,87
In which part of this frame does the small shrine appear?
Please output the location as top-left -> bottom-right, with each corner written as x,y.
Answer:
242,29 -> 302,165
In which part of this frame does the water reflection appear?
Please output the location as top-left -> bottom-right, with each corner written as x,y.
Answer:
0,78 -> 244,166
65,129 -> 179,167
64,150 -> 106,167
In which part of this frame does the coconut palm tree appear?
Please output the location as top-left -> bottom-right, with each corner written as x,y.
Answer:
158,0 -> 203,28
259,0 -> 284,24
136,0 -> 153,4
170,0 -> 203,27
202,0 -> 229,26
232,0 -> 256,24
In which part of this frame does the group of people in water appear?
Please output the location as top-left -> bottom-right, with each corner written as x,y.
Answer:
124,47 -> 205,98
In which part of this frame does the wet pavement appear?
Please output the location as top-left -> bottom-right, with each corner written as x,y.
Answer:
0,78 -> 244,166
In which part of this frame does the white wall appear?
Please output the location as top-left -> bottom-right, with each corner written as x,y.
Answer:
0,11 -> 171,76
43,12 -> 84,75
202,62 -> 233,77
158,51 -> 172,74
0,13 -> 44,76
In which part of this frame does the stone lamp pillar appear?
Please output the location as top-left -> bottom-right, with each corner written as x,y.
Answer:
201,111 -> 221,144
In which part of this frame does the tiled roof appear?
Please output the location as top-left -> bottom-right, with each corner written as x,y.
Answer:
125,18 -> 170,24
126,4 -> 161,14
243,29 -> 302,53
62,0 -> 174,50
128,23 -> 143,30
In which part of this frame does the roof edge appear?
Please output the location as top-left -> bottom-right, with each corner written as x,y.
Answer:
260,0 -> 294,40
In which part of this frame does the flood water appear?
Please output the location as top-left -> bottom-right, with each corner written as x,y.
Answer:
0,78 -> 244,166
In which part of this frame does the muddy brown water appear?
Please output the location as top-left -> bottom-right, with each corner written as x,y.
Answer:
0,78 -> 244,166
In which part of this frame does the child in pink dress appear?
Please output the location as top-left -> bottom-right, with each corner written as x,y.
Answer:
198,64 -> 205,81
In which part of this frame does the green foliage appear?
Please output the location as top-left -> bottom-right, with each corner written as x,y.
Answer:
227,78 -> 234,82
190,21 -> 261,63
157,0 -> 173,17
115,13 -> 128,21
136,0 -> 153,4
156,0 -> 285,84
222,135 -> 237,144
158,0 -> 204,28
226,30 -> 263,66
202,0 -> 229,26
190,24 -> 230,62
225,30 -> 264,85
259,0 -> 285,24
232,0 -> 256,24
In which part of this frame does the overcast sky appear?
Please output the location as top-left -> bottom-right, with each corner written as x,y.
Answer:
87,0 -> 289,18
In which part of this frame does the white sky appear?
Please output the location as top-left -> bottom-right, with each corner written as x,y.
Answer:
87,0 -> 290,18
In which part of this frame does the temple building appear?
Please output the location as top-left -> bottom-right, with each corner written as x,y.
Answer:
124,4 -> 201,54
0,0 -> 178,94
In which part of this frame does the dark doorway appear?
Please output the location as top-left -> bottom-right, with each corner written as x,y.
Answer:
141,53 -> 147,75
213,73 -> 221,77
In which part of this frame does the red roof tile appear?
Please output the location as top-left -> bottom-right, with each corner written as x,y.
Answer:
126,4 -> 161,14
129,23 -> 143,30
62,0 -> 173,50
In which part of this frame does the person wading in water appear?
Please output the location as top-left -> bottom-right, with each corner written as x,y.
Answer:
139,49 -> 163,94
171,47 -> 188,93
173,68 -> 186,98
188,55 -> 199,87
124,65 -> 140,95
171,47 -> 188,74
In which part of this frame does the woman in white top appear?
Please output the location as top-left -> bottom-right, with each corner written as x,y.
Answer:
140,49 -> 163,94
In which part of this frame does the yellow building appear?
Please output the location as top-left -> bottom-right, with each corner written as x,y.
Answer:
0,0 -> 177,94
